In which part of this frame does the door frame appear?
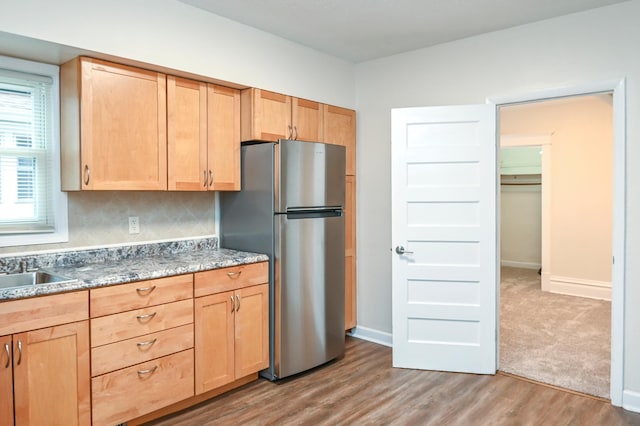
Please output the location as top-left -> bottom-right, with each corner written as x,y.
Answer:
487,79 -> 626,406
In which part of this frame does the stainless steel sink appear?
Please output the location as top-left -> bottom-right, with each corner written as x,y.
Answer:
0,271 -> 76,290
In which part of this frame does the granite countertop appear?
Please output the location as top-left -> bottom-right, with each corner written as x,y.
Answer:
0,237 -> 268,301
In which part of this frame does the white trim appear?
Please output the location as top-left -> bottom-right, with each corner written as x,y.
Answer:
501,134 -> 552,147
545,275 -> 612,301
488,78 -> 626,407
349,326 -> 392,347
500,260 -> 540,270
623,390 -> 640,413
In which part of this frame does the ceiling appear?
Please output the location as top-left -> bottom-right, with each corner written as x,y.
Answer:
179,0 -> 627,63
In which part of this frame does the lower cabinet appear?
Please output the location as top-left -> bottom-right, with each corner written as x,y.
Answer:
91,349 -> 194,425
89,275 -> 195,425
194,262 -> 269,394
0,292 -> 90,426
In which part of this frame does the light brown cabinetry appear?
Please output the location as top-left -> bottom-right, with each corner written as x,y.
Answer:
207,85 -> 241,190
323,104 -> 357,330
0,291 -> 90,426
89,275 -> 194,425
194,262 -> 269,394
167,77 -> 240,191
324,105 -> 356,176
241,88 -> 323,142
344,175 -> 357,330
61,57 -> 168,191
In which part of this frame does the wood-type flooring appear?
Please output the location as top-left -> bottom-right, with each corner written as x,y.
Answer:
146,336 -> 640,425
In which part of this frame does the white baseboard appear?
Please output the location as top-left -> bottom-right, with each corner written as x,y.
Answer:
348,326 -> 392,347
500,260 -> 541,270
623,390 -> 640,413
543,275 -> 611,301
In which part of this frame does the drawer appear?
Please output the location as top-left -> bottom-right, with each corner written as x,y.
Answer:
90,274 -> 193,318
91,299 -> 193,347
0,291 -> 88,335
91,349 -> 194,426
91,323 -> 194,376
194,261 -> 268,297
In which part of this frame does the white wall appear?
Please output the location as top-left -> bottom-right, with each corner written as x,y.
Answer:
0,0 -> 355,108
355,0 -> 640,394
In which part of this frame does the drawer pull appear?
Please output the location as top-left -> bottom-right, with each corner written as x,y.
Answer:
227,271 -> 242,279
235,294 -> 240,311
137,365 -> 158,377
136,285 -> 157,295
136,338 -> 158,348
3,343 -> 9,368
230,295 -> 235,313
136,312 -> 157,322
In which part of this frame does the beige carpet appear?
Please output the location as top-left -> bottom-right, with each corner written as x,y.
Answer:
499,267 -> 611,399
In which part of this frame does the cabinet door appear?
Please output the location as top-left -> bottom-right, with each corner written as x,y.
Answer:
241,88 -> 291,142
80,58 -> 167,190
194,292 -> 235,394
292,98 -> 324,142
208,85 -> 241,191
344,176 -> 357,330
13,321 -> 90,426
324,105 -> 356,176
0,335 -> 13,426
234,284 -> 269,379
167,76 -> 208,191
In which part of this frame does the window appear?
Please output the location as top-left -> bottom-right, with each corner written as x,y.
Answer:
0,56 -> 67,247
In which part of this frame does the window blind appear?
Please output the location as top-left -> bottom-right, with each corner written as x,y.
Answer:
0,69 -> 55,234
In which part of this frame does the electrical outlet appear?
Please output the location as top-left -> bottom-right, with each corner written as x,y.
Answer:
128,216 -> 140,234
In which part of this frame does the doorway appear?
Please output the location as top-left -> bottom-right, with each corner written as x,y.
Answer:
497,94 -> 613,398
490,82 -> 625,405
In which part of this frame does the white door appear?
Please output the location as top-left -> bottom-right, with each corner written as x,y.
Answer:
391,105 -> 497,374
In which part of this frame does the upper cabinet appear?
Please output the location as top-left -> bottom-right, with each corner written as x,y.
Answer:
324,105 -> 356,176
61,57 -> 168,191
207,85 -> 241,191
61,57 -> 241,192
167,76 -> 207,191
167,77 -> 240,191
240,88 -> 323,142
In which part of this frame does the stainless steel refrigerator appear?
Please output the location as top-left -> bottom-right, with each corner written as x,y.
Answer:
220,139 -> 346,380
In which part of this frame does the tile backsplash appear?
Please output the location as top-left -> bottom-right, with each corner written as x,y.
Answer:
0,191 -> 216,255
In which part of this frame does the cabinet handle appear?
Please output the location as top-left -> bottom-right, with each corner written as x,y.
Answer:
288,125 -> 293,139
16,340 -> 22,366
209,170 -> 214,186
137,365 -> 158,377
236,294 -> 240,312
136,285 -> 156,295
3,343 -> 9,368
203,170 -> 208,187
230,295 -> 235,313
136,338 -> 158,348
83,164 -> 90,186
293,126 -> 298,140
226,271 -> 242,279
136,312 -> 157,322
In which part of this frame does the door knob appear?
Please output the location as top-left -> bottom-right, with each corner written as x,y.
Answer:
395,246 -> 414,255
